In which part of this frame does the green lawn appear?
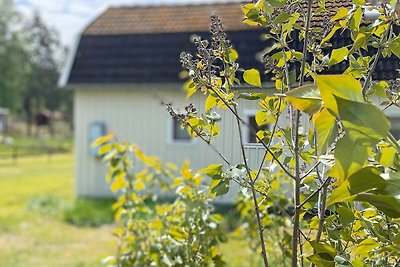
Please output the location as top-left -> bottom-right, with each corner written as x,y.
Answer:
0,153 -> 262,267
0,154 -> 115,267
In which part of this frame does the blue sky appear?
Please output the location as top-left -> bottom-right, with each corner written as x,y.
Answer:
14,0 -> 233,48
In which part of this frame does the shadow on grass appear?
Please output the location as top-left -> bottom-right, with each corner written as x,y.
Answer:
28,195 -> 114,227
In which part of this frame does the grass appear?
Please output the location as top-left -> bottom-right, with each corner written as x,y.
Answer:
0,154 -> 115,267
0,152 -> 273,266
0,135 -> 73,159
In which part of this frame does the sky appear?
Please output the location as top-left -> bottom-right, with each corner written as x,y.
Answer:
14,0 -> 235,49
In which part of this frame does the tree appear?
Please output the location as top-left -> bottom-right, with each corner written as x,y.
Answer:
23,12 -> 71,136
0,0 -> 29,112
99,1 -> 400,266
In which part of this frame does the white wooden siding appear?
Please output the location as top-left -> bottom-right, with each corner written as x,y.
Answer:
74,86 -> 308,201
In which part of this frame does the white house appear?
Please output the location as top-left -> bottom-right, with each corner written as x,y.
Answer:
60,1 -> 400,199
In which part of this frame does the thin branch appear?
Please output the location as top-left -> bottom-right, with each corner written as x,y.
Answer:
361,14 -> 394,95
165,104 -> 231,165
292,1 -> 313,266
234,106 -> 270,267
315,177 -> 332,242
298,176 -> 331,209
253,98 -> 283,183
208,86 -> 296,180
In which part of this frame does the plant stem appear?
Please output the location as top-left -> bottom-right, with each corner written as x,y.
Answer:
361,15 -> 393,95
291,1 -> 313,266
315,177 -> 331,242
208,86 -> 296,180
234,106 -> 269,267
388,132 -> 400,152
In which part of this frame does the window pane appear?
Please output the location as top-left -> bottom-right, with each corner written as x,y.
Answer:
390,117 -> 400,140
247,115 -> 270,144
173,118 -> 191,141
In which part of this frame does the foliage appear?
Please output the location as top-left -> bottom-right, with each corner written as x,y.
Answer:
95,1 -> 400,266
63,198 -> 114,227
175,1 -> 400,267
96,138 -> 226,267
0,3 -> 72,128
0,0 -> 29,111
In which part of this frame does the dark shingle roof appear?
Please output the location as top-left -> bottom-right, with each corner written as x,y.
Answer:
66,1 -> 399,85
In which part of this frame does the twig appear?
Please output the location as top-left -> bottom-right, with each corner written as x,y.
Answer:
208,86 -> 296,180
234,106 -> 270,267
298,176 -> 331,209
292,1 -> 313,266
361,10 -> 394,95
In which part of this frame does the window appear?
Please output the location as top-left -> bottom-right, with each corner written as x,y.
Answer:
390,117 -> 400,140
169,117 -> 193,144
244,111 -> 271,145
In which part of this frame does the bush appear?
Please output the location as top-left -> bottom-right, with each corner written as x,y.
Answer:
63,198 -> 114,227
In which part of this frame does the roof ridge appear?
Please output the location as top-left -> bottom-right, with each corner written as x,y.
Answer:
106,0 -> 243,9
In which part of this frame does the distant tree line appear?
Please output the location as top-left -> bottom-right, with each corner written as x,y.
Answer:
0,0 -> 72,135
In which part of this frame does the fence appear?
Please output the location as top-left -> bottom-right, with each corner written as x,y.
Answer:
0,144 -> 71,164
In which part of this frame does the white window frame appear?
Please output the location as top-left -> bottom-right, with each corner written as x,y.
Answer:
167,115 -> 196,145
243,110 -> 272,147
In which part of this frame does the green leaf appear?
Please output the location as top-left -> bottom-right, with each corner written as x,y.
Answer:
201,164 -> 223,180
389,36 -> 400,59
333,134 -> 368,180
237,92 -> 266,100
211,180 -> 230,196
308,254 -> 335,267
351,33 -> 367,52
313,108 -> 338,155
267,0 -> 286,7
337,205 -> 355,225
273,12 -> 291,23
350,7 -> 362,32
309,241 -> 337,257
335,96 -> 390,146
329,167 -> 385,205
328,47 -> 348,66
355,194 -> 400,218
378,172 -> 400,196
354,238 -> 379,257
314,74 -> 363,115
243,69 -> 261,87
286,84 -> 322,115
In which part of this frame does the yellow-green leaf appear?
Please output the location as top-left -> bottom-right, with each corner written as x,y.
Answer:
255,110 -> 274,126
314,74 -> 363,115
91,133 -> 114,148
286,84 -> 322,115
355,238 -> 379,257
331,7 -> 348,22
205,94 -> 218,112
243,68 -> 261,87
380,147 -> 397,167
201,164 -> 223,180
111,173 -> 128,192
328,47 -> 348,66
134,180 -> 145,191
313,108 -> 338,155
98,144 -> 113,156
351,33 -> 367,52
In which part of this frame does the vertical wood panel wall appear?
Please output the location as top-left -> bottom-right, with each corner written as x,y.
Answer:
74,86 -> 307,202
